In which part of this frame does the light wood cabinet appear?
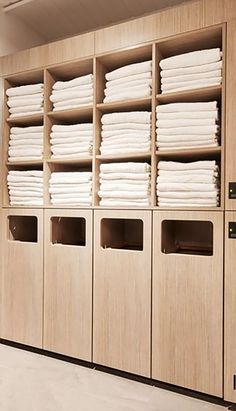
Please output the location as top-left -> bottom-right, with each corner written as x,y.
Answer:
1,208 -> 43,348
152,210 -> 224,397
43,209 -> 93,361
93,209 -> 152,377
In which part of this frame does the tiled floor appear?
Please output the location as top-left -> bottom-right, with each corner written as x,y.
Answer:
0,344 -> 230,411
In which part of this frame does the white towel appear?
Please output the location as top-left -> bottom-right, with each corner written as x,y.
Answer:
157,174 -> 216,183
51,198 -> 92,205
99,190 -> 149,199
157,134 -> 217,142
105,71 -> 152,87
156,118 -> 216,128
100,172 -> 150,180
157,101 -> 217,113
53,98 -> 93,110
52,83 -> 93,96
51,192 -> 91,199
100,162 -> 150,173
52,123 -> 93,132
51,132 -> 93,140
157,190 -> 218,199
160,48 -> 221,70
11,126 -> 43,134
53,74 -> 93,91
50,88 -> 93,103
51,146 -> 91,155
100,147 -> 150,155
157,182 -> 217,192
157,125 -> 218,135
101,131 -> 151,139
9,139 -> 43,146
100,178 -> 149,186
100,183 -> 149,192
157,141 -> 218,149
99,199 -> 149,206
6,83 -> 43,97
158,201 -> 218,207
8,170 -> 43,176
51,137 -> 92,145
10,200 -> 43,206
156,111 -> 218,120
9,104 -> 43,114
161,69 -> 221,84
157,197 -> 218,205
51,153 -> 91,159
10,134 -> 43,141
49,186 -> 91,194
103,88 -> 151,103
9,190 -> 43,198
161,60 -> 222,78
8,156 -> 42,162
101,142 -> 150,150
50,173 -> 92,184
158,160 -> 217,171
106,60 -> 152,81
9,148 -> 42,157
105,79 -> 152,95
158,169 -> 218,177
102,123 -> 150,131
101,137 -> 150,145
161,77 -> 221,93
7,96 -> 43,108
9,110 -> 43,118
101,111 -> 151,125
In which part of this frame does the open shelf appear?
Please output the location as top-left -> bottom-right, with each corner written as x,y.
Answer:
51,216 -> 86,246
47,105 -> 93,122
156,85 -> 222,104
161,219 -> 213,256
101,217 -> 143,250
8,215 -> 38,243
96,97 -> 152,112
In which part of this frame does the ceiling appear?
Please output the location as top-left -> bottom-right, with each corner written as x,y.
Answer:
1,0 -> 194,43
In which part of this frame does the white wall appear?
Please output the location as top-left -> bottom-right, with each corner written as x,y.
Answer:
0,9 -> 45,57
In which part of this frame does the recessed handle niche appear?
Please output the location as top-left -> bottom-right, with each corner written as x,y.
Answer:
101,218 -> 143,251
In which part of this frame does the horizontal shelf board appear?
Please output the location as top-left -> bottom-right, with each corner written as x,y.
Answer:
156,85 -> 222,104
96,97 -> 152,112
93,205 -> 152,210
46,157 -> 92,165
155,206 -> 222,211
47,105 -> 93,121
96,152 -> 152,161
156,146 -> 221,158
6,113 -> 43,126
6,160 -> 43,166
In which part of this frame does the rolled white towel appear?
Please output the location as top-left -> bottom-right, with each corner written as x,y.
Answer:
161,60 -> 222,78
106,60 -> 152,81
6,83 -> 44,97
53,74 -> 93,91
160,48 -> 221,70
156,101 -> 217,113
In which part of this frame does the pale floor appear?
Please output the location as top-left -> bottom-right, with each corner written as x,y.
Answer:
0,343 -> 230,411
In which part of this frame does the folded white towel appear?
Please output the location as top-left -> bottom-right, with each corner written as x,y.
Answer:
11,126 -> 44,134
157,182 -> 217,192
104,83 -> 151,98
51,137 -> 92,145
101,111 -> 151,125
157,125 -> 218,135
53,100 -> 93,111
100,147 -> 150,155
100,172 -> 150,180
101,137 -> 150,146
160,48 -> 221,70
161,69 -> 221,84
49,185 -> 91,194
52,123 -> 93,132
100,178 -> 149,186
157,143 -> 218,151
51,132 -> 93,140
51,146 -> 91,155
8,156 -> 43,162
8,184 -> 43,191
101,142 -> 150,150
161,77 -> 221,93
9,110 -> 43,118
9,190 -> 43,198
6,83 -> 44,97
10,134 -> 43,142
9,148 -> 43,157
100,162 -> 150,173
102,123 -> 151,131
105,79 -> 152,95
101,130 -> 151,139
51,153 -> 91,159
51,191 -> 91,199
52,83 -> 93,96
8,170 -> 43,176
53,74 -> 93,91
99,199 -> 150,206
161,60 -> 222,78
53,96 -> 93,107
106,60 -> 152,81
51,198 -> 92,205
7,96 -> 43,108
157,134 -> 217,142
156,110 -> 218,120
158,160 -> 217,171
9,139 -> 43,146
10,199 -> 43,206
7,176 -> 43,183
157,174 -> 216,183
157,197 -> 218,205
50,173 -> 92,184
104,88 -> 151,103
99,190 -> 149,199
156,118 -> 216,128
106,71 -> 152,87
157,101 -> 217,113
157,190 -> 218,199
158,201 -> 218,207
100,183 -> 149,192
158,169 -> 218,179
9,104 -> 43,114
50,88 -> 93,103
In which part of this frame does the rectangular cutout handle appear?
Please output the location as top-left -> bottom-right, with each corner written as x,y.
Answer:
51,217 -> 86,246
8,216 -> 38,243
101,218 -> 143,251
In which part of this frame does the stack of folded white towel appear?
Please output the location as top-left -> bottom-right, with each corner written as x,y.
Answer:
8,125 -> 44,162
7,170 -> 43,206
156,160 -> 219,207
50,74 -> 93,111
49,172 -> 92,206
156,101 -> 219,150
100,111 -> 151,155
50,123 -> 93,159
160,48 -> 222,94
99,162 -> 151,206
6,83 -> 44,118
104,61 -> 152,103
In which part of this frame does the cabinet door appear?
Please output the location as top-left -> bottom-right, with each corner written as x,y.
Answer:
1,209 -> 43,348
93,210 -> 152,377
44,209 -> 92,361
152,210 -> 223,397
224,212 -> 236,402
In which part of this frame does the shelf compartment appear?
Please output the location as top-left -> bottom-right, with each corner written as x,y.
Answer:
47,105 -> 93,122
96,97 -> 152,112
156,147 -> 221,159
156,85 -> 221,104
161,219 -> 213,256
47,157 -> 92,166
101,217 -> 143,251
8,215 -> 38,243
6,113 -> 44,126
51,216 -> 86,246
96,152 -> 151,162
